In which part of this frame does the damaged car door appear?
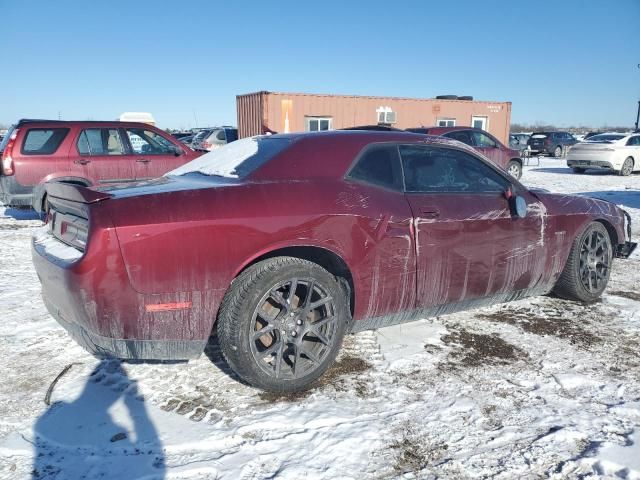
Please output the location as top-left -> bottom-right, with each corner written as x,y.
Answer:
399,144 -> 547,308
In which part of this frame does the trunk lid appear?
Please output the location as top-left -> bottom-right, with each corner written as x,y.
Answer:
45,183 -> 112,251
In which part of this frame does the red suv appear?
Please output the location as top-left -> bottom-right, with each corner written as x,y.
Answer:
0,119 -> 202,212
406,126 -> 523,179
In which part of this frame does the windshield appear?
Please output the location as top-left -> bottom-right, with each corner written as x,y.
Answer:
167,136 -> 290,178
586,134 -> 625,142
0,126 -> 15,153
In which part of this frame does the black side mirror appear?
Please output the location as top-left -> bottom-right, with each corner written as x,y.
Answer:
504,187 -> 527,218
172,145 -> 183,156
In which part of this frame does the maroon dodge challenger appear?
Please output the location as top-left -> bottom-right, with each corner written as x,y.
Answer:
32,131 -> 636,392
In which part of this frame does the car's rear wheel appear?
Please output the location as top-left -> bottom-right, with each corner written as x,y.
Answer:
619,157 -> 634,176
506,160 -> 522,179
572,167 -> 586,173
553,145 -> 563,158
217,257 -> 349,392
553,222 -> 613,303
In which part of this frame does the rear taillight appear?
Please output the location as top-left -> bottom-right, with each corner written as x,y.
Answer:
1,128 -> 19,176
51,210 -> 88,251
202,141 -> 212,149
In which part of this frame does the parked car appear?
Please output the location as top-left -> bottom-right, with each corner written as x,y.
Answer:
32,131 -> 636,392
171,132 -> 192,140
527,131 -> 577,157
192,127 -> 238,151
190,129 -> 213,151
0,119 -> 202,212
566,132 -> 640,175
405,126 -> 524,178
583,131 -> 603,141
178,135 -> 194,145
342,125 -> 403,131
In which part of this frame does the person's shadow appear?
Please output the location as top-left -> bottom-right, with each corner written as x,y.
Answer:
32,360 -> 165,479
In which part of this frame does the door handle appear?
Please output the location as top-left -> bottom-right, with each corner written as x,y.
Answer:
419,206 -> 440,218
74,159 -> 91,165
136,159 -> 151,164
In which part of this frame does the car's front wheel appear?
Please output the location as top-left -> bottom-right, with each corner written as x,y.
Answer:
506,160 -> 522,179
217,257 -> 349,392
618,157 -> 634,176
553,222 -> 613,303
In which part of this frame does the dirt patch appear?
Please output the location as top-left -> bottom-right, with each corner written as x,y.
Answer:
259,355 -> 372,402
478,308 -> 600,347
440,328 -> 528,368
389,423 -> 449,475
608,290 -> 640,302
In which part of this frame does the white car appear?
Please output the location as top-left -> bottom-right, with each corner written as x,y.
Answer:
566,133 -> 640,176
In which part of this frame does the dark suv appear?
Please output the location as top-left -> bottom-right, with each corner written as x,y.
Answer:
0,119 -> 202,212
406,126 -> 523,178
527,131 -> 577,157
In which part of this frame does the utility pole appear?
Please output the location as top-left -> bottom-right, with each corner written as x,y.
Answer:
636,64 -> 640,131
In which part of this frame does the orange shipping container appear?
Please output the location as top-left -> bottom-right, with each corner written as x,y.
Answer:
237,91 -> 512,144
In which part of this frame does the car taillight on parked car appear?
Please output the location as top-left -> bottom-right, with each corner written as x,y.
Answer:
202,141 -> 212,150
1,128 -> 19,176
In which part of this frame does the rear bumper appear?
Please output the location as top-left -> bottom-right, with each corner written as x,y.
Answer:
31,222 -> 210,361
567,159 -> 614,170
42,295 -> 206,359
0,176 -> 33,206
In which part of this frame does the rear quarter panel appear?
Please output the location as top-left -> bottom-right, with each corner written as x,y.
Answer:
108,179 -> 416,324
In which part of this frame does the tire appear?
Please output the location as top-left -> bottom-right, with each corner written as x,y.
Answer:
506,160 -> 522,179
40,194 -> 49,221
572,167 -> 586,174
217,257 -> 350,392
618,157 -> 634,176
553,222 -> 613,303
553,145 -> 563,158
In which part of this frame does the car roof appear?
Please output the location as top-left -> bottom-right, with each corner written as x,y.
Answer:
15,119 -> 161,129
250,130 -> 482,181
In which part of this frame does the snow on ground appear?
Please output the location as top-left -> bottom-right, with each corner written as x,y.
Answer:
1,157 -> 640,479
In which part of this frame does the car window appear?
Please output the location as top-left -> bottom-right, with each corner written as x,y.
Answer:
126,128 -> 175,155
347,144 -> 403,190
399,145 -> 509,193
22,128 -> 69,155
443,130 -> 473,145
226,129 -> 238,142
77,128 -> 125,155
471,131 -> 497,148
627,136 -> 640,146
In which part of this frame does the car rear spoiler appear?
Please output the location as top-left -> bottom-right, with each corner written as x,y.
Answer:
45,182 -> 112,204
617,209 -> 637,258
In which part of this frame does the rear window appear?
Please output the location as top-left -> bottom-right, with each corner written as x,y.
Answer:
21,128 -> 69,155
167,136 -> 290,178
531,133 -> 548,139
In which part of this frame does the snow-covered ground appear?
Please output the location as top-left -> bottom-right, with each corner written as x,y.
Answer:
1,157 -> 639,479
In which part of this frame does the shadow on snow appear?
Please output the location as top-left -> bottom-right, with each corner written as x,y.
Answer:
32,360 -> 165,479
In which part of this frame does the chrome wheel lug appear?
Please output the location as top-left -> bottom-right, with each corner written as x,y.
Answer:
291,331 -> 297,337
296,319 -> 303,325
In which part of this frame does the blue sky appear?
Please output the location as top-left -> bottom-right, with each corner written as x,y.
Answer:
3,0 -> 639,129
